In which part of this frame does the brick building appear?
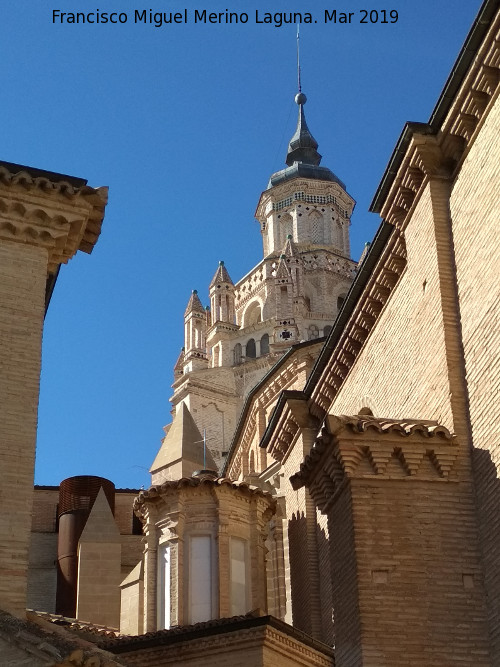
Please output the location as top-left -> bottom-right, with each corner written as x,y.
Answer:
0,1 -> 499,665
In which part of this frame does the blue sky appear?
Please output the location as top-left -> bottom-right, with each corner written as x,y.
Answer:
3,1 -> 482,488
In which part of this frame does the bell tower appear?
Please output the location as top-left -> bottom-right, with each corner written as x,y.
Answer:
168,75 -> 356,471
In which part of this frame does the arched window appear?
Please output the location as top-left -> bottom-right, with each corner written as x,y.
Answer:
233,343 -> 242,365
336,221 -> 344,248
260,333 -> 270,355
280,286 -> 288,315
309,210 -> 323,244
323,325 -> 332,337
244,301 -> 262,327
249,451 -> 255,474
337,295 -> 345,311
246,338 -> 256,359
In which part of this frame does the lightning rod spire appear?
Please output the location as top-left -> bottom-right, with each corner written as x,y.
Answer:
297,26 -> 302,93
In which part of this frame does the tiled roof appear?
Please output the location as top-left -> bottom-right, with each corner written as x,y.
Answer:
98,611 -> 334,658
30,610 -> 122,639
0,610 -> 126,666
100,611 -> 261,650
330,415 -> 453,438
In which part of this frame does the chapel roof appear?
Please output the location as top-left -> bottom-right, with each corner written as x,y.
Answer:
134,475 -> 275,513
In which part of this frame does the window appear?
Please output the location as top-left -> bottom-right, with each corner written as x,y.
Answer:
158,544 -> 171,629
249,451 -> 255,474
246,338 -> 256,359
189,536 -> 212,623
323,325 -> 332,337
260,333 -> 269,355
280,286 -> 288,315
230,537 -> 247,616
132,512 -> 143,536
233,343 -> 242,365
309,210 -> 323,244
244,301 -> 262,327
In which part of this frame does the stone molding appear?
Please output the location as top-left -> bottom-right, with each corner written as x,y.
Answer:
265,392 -> 318,464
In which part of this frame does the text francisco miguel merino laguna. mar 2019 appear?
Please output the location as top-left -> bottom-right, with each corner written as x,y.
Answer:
51,8 -> 400,27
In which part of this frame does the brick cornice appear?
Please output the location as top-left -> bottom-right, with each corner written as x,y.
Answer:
379,10 -> 500,231
134,476 -> 276,519
291,415 -> 459,513
0,177 -> 107,273
265,391 -> 319,464
102,613 -> 334,664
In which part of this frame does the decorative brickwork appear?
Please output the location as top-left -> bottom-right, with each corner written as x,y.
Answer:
291,415 -> 491,665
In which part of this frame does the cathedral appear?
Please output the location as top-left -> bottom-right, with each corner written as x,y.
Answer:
0,1 -> 500,665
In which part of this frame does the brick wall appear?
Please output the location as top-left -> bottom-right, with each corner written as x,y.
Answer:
349,474 -> 489,665
330,186 -> 454,428
0,240 -> 47,615
282,436 -> 325,639
325,484 -> 361,666
26,533 -> 57,613
450,94 -> 500,662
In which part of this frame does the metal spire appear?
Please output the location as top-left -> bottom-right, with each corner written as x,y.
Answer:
297,26 -> 302,93
286,28 -> 322,167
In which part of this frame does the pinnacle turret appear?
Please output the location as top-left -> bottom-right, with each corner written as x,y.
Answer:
275,254 -> 291,280
283,234 -> 296,257
209,260 -> 234,288
184,289 -> 204,316
209,261 -> 236,326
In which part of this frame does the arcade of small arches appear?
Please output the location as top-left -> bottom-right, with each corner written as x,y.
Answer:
233,333 -> 270,364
